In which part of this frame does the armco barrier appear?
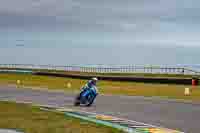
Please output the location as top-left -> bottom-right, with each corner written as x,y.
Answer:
34,72 -> 194,85
0,69 -> 33,74
0,67 -> 198,85
1,64 -> 200,75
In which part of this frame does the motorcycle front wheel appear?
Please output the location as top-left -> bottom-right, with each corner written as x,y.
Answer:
85,95 -> 96,107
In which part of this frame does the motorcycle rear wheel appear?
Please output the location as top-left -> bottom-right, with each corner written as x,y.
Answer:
74,95 -> 81,106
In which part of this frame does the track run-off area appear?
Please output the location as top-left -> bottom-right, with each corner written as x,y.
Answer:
0,85 -> 199,133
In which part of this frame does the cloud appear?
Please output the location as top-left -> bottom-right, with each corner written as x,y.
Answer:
0,0 -> 200,46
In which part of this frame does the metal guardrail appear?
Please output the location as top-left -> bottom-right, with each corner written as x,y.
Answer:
0,64 -> 200,75
0,69 -> 33,73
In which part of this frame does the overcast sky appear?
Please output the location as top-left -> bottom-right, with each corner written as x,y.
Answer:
0,0 -> 200,65
0,0 -> 200,47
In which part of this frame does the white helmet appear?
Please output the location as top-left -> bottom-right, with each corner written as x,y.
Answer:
92,77 -> 98,81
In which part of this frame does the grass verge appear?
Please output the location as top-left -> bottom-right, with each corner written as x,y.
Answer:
0,101 -> 124,133
0,73 -> 200,101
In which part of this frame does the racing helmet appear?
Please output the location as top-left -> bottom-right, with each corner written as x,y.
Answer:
91,77 -> 98,85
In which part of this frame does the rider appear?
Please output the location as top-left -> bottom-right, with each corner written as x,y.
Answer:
75,77 -> 98,105
81,77 -> 99,95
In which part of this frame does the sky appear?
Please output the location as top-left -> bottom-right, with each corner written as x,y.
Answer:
0,0 -> 200,65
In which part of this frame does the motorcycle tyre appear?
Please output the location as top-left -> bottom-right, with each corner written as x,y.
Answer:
74,95 -> 81,106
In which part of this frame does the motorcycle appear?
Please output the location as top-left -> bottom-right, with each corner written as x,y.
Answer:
74,86 -> 98,107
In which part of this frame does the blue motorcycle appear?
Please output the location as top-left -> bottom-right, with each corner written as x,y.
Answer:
74,87 -> 98,107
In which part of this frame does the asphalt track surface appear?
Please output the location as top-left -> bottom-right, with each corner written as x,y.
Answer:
0,86 -> 199,133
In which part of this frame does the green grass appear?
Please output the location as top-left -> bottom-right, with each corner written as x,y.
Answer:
1,73 -> 200,101
0,101 -> 124,133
